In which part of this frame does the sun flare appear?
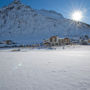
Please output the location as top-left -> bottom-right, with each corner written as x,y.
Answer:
72,11 -> 83,21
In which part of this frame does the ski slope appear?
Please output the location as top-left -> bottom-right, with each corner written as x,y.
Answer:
0,46 -> 90,90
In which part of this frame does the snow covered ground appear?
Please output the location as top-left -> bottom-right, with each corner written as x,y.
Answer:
0,45 -> 90,90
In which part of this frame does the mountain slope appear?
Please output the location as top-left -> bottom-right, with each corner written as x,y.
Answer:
0,0 -> 90,44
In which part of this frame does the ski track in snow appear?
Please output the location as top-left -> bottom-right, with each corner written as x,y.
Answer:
0,46 -> 90,90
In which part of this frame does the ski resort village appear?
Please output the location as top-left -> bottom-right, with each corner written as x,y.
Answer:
0,35 -> 90,48
0,0 -> 90,48
0,0 -> 90,90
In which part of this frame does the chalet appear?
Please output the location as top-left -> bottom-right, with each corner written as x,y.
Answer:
79,37 -> 90,45
71,39 -> 80,45
5,40 -> 14,45
79,35 -> 90,45
49,36 -> 60,46
44,36 -> 60,46
43,36 -> 70,46
1,40 -> 15,45
88,39 -> 90,45
64,38 -> 70,45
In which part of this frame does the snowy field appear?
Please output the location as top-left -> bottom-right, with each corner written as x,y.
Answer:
0,45 -> 90,90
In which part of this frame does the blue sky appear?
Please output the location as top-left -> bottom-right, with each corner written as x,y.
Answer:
0,0 -> 90,24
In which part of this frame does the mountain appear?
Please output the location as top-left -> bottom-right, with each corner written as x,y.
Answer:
0,0 -> 90,45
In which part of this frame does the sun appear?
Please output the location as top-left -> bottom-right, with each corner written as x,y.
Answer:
72,11 -> 83,21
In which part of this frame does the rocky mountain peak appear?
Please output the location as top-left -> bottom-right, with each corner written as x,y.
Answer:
13,0 -> 21,4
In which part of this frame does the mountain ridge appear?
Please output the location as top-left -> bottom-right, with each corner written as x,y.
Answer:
0,0 -> 90,45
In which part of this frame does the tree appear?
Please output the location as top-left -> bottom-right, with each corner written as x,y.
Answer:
85,35 -> 89,40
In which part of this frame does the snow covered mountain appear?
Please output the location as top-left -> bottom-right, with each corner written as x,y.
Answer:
0,0 -> 90,45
